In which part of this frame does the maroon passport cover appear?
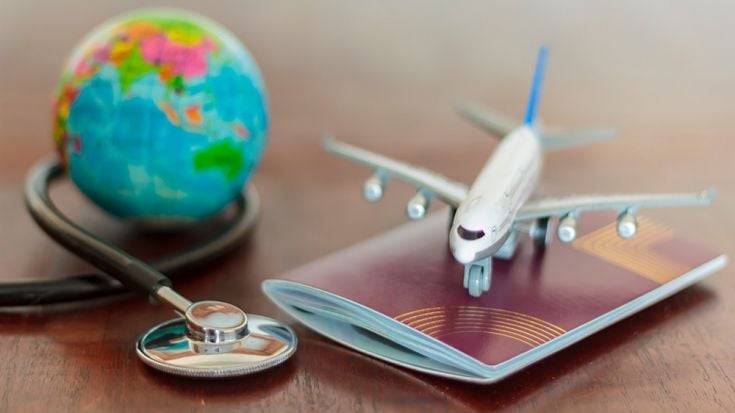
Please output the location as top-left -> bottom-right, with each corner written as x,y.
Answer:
263,212 -> 726,383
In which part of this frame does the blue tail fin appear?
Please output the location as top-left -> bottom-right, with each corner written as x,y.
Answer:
523,45 -> 549,127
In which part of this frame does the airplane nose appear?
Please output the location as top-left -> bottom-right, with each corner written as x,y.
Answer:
449,229 -> 477,264
451,247 -> 476,264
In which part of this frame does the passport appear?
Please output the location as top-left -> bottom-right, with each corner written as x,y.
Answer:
263,212 -> 726,383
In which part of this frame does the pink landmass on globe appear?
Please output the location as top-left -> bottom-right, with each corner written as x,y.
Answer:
73,59 -> 92,78
140,34 -> 214,77
92,44 -> 112,63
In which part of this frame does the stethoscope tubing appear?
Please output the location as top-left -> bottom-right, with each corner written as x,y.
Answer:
0,158 -> 259,307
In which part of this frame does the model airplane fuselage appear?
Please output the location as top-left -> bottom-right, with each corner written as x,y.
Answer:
325,46 -> 715,297
450,126 -> 541,265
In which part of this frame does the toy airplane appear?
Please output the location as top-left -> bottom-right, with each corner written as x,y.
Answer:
324,46 -> 715,297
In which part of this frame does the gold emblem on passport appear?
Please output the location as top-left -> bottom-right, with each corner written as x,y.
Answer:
395,306 -> 566,348
573,217 -> 688,284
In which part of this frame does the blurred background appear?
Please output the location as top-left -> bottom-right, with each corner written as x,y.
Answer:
2,0 -> 733,263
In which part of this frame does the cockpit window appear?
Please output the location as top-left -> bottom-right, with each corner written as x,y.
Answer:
457,226 -> 485,241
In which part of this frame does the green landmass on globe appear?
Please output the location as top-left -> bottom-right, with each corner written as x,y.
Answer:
193,140 -> 246,180
53,9 -> 268,226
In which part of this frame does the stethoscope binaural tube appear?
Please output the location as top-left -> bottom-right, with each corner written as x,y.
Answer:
25,160 -> 173,297
16,158 -> 297,377
0,159 -> 257,307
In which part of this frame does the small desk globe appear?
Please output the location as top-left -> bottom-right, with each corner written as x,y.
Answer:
53,9 -> 268,227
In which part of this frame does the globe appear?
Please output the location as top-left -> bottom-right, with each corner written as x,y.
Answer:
52,9 -> 268,226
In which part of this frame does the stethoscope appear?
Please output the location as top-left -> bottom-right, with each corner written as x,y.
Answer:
1,158 -> 297,378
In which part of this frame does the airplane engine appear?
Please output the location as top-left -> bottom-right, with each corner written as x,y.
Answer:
557,213 -> 577,243
616,210 -> 638,239
406,190 -> 430,220
363,173 -> 385,202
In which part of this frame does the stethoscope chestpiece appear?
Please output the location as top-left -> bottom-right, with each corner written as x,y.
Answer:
136,300 -> 297,378
186,301 -> 249,343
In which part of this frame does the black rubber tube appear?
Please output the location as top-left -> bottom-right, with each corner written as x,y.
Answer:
0,158 -> 259,307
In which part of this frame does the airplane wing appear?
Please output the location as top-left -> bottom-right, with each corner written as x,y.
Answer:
456,104 -> 517,138
324,136 -> 469,207
515,189 -> 716,221
540,128 -> 617,150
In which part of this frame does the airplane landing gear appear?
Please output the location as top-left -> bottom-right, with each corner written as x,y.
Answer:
531,217 -> 551,250
463,257 -> 491,297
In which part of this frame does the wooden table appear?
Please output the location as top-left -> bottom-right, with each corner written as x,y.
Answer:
1,2 -> 733,411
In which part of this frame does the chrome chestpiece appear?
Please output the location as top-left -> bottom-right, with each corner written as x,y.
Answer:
137,288 -> 297,378
186,301 -> 249,343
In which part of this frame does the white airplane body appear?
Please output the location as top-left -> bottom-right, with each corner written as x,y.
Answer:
450,126 -> 542,265
325,46 -> 715,297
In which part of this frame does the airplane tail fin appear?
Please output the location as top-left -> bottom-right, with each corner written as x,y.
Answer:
459,45 -> 617,150
523,45 -> 549,128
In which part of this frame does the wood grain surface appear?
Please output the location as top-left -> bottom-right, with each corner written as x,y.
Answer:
1,1 -> 734,412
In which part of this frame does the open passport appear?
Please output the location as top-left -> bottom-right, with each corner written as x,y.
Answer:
262,212 -> 726,383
